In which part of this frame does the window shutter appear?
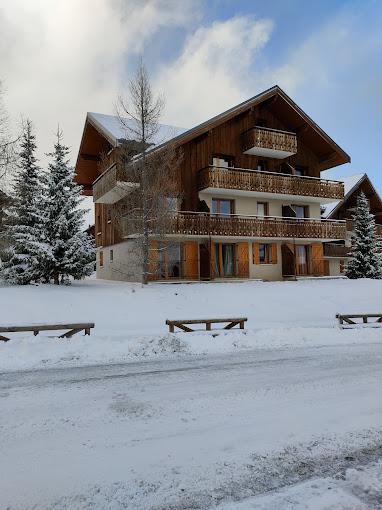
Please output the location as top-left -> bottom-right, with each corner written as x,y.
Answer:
311,243 -> 323,276
183,242 -> 199,279
236,243 -> 249,278
148,240 -> 158,280
210,241 -> 216,279
271,244 -> 278,264
253,243 -> 260,264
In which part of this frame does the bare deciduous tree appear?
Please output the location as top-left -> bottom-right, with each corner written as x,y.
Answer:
111,61 -> 182,284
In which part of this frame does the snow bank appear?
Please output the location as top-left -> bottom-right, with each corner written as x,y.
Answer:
218,461 -> 382,509
1,278 -> 382,372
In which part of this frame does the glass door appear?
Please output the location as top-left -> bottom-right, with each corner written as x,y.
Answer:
295,245 -> 308,275
215,243 -> 235,277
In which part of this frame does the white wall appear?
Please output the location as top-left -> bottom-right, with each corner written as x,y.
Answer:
97,240 -> 142,282
199,193 -> 321,219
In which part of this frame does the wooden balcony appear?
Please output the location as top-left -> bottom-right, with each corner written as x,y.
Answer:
242,126 -> 297,159
346,220 -> 382,237
122,212 -> 346,241
93,153 -> 138,204
323,243 -> 350,258
198,166 -> 344,201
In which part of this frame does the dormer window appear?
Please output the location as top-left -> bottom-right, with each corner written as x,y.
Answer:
257,160 -> 268,172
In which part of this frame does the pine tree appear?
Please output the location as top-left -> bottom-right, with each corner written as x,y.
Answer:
346,191 -> 382,279
43,130 -> 94,285
1,120 -> 49,284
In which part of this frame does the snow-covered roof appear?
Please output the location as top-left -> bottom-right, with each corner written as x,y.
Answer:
321,173 -> 366,218
88,112 -> 188,147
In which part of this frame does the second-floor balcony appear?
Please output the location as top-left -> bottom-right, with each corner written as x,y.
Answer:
122,212 -> 346,241
241,126 -> 298,158
93,157 -> 138,204
197,166 -> 344,202
346,219 -> 382,237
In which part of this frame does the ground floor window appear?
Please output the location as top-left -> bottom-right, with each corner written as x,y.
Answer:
259,243 -> 273,264
157,242 -> 182,279
295,245 -> 308,275
215,243 -> 235,277
99,250 -> 104,267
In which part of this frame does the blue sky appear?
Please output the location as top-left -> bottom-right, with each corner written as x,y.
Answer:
1,0 -> 381,191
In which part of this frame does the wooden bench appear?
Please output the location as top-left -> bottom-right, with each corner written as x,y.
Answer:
0,323 -> 95,342
166,317 -> 247,333
336,313 -> 382,328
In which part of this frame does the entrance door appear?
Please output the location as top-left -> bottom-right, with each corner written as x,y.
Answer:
199,243 -> 210,280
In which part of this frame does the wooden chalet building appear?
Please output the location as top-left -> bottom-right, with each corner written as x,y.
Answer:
322,173 -> 382,276
75,86 -> 350,282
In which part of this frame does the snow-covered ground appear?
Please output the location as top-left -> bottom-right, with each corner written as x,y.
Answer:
1,278 -> 382,508
1,278 -> 382,371
1,346 -> 382,509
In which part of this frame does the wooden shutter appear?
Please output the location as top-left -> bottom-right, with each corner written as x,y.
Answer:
210,241 -> 216,279
252,243 -> 260,264
311,243 -> 324,276
148,240 -> 158,280
236,243 -> 249,277
271,244 -> 278,264
183,242 -> 199,279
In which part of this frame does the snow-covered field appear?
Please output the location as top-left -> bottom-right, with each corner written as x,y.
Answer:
1,278 -> 382,509
1,278 -> 382,371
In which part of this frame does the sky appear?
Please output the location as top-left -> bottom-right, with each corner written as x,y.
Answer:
0,0 -> 382,192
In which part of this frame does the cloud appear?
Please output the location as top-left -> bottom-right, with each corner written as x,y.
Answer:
156,16 -> 273,127
0,0 -> 199,163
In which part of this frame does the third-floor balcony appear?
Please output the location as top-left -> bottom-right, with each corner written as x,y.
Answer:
241,126 -> 297,158
197,166 -> 344,203
93,151 -> 138,204
122,212 -> 346,241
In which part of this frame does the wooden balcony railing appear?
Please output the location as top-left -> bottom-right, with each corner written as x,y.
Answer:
346,219 -> 382,237
93,152 -> 138,203
198,166 -> 344,200
122,212 -> 346,240
242,126 -> 297,157
323,243 -> 350,258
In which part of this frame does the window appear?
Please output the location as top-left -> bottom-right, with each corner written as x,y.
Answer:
215,243 -> 235,277
294,166 -> 306,177
212,155 -> 233,168
256,118 -> 267,127
295,245 -> 308,275
258,244 -> 273,264
292,205 -> 309,219
157,242 -> 182,279
257,160 -> 268,172
110,249 -> 113,263
212,199 -> 234,215
167,197 -> 178,213
99,251 -> 104,267
257,202 -> 268,217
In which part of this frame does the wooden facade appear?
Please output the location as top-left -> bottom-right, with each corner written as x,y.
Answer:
75,86 -> 351,282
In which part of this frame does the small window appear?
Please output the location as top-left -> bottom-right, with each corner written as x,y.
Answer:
294,166 -> 306,177
212,199 -> 234,215
167,197 -> 178,212
99,251 -> 104,267
110,249 -> 114,263
257,202 -> 268,217
257,160 -> 268,172
292,205 -> 309,219
212,155 -> 233,169
256,119 -> 267,127
259,244 -> 272,264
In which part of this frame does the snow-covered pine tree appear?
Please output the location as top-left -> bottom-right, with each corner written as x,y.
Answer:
43,130 -> 94,285
345,191 -> 382,279
1,120 -> 49,284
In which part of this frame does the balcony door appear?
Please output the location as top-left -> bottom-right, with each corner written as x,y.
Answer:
295,245 -> 309,275
212,199 -> 234,215
215,243 -> 235,277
